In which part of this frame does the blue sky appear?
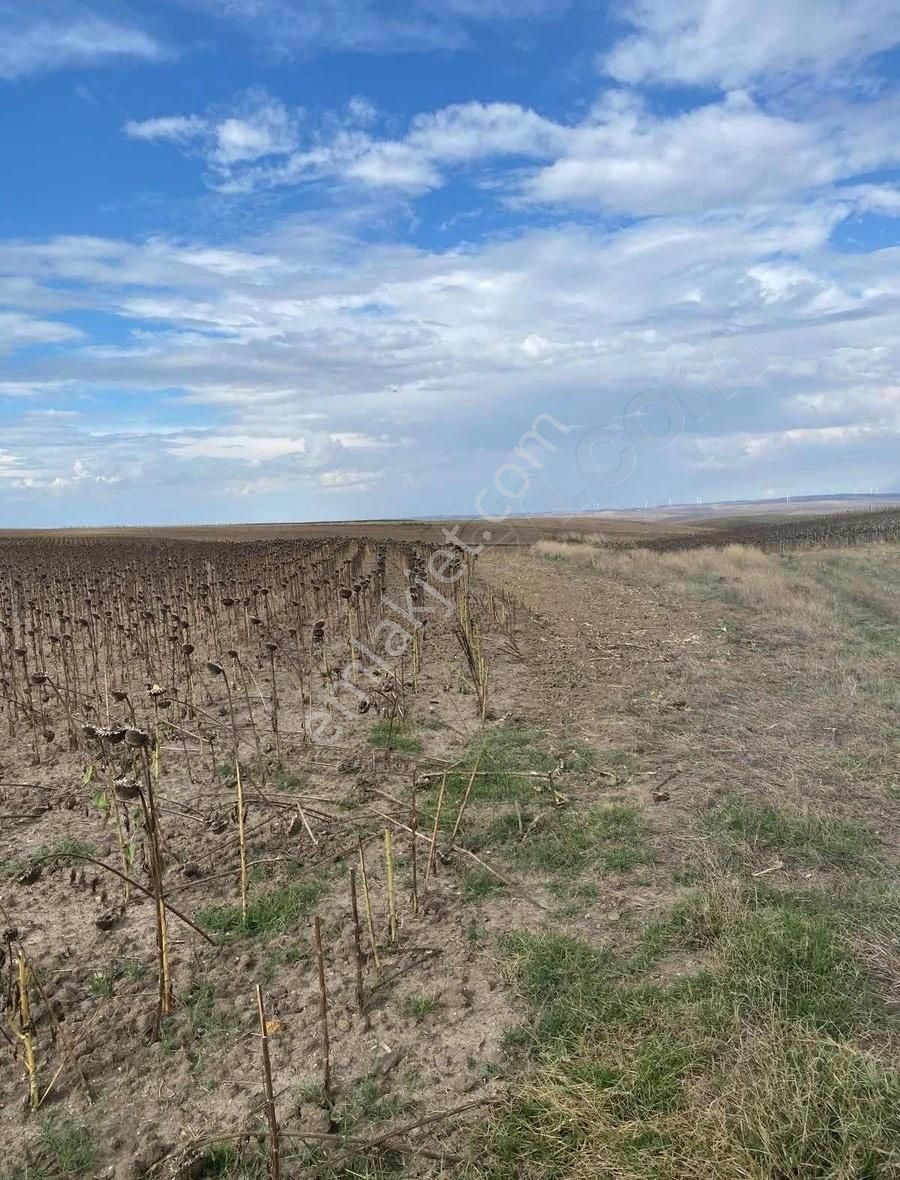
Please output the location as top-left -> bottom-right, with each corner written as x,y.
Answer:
2,0 -> 900,526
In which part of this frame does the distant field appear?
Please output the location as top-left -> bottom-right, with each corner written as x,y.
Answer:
2,494 -> 897,548
0,513 -> 689,546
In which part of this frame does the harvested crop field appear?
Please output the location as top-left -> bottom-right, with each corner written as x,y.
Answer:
2,527 -> 900,1178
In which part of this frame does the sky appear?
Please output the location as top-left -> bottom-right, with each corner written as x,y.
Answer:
2,1 -> 900,527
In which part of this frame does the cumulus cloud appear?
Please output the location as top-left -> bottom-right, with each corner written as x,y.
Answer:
3,191 -> 900,511
125,90 -> 300,178
524,91 -> 837,214
126,98 -> 562,195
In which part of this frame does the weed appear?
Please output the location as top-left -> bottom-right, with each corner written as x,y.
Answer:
3,838 -> 96,880
85,969 -> 114,998
271,766 -> 309,792
193,1144 -> 238,1176
703,795 -> 874,866
465,919 -> 487,945
512,804 -> 648,875
332,1077 -> 412,1132
18,1119 -> 96,1177
400,993 -> 439,1021
425,725 -> 596,851
182,980 -> 234,1040
294,1078 -> 329,1107
192,1142 -> 266,1177
196,877 -> 326,938
215,760 -> 243,785
116,956 -> 146,979
369,718 -> 422,753
459,866 -> 506,901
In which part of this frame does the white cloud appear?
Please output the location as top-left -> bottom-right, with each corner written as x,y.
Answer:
525,91 -> 837,215
318,468 -> 381,491
9,0 -> 900,516
850,185 -> 900,216
0,5 -> 168,80
0,312 -> 82,353
124,115 -> 207,145
603,0 -> 900,90
4,193 -> 900,511
127,87 -> 900,219
168,434 -> 308,461
125,90 -> 300,173
405,101 -> 566,163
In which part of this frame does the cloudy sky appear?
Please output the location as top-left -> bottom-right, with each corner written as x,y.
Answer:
2,0 -> 900,526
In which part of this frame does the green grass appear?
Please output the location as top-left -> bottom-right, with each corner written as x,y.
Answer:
215,760 -> 244,785
459,866 -> 507,902
270,766 -> 309,792
6,1120 -> 97,1178
116,956 -> 145,979
3,837 -> 96,879
460,724 -> 594,801
369,718 -> 422,753
84,956 -> 146,999
183,980 -> 234,1039
466,882 -> 900,1179
330,1077 -> 412,1133
511,803 -> 649,875
196,877 -> 326,938
193,1145 -> 239,1177
424,724 -> 596,851
85,969 -> 114,998
400,993 -> 439,1021
703,795 -> 874,867
190,1142 -> 266,1178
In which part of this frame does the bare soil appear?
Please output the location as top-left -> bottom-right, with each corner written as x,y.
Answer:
2,531 -> 898,1177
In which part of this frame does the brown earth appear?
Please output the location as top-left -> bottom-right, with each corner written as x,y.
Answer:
2,533 -> 899,1177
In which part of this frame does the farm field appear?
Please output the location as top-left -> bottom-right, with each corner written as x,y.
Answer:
2,523 -> 900,1178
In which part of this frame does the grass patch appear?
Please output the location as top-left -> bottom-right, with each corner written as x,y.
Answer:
196,877 -> 326,938
461,724 -> 594,801
85,969 -> 114,998
182,980 -> 234,1039
424,724 -> 596,851
459,866 -> 507,902
191,1142 -> 266,1178
215,760 -> 247,785
400,993 -> 439,1021
3,837 -> 96,880
703,795 -> 874,867
468,882 -> 900,1178
331,1077 -> 412,1133
270,766 -> 309,792
7,1120 -> 97,1178
512,804 -> 648,875
369,718 -> 422,753
84,956 -> 146,999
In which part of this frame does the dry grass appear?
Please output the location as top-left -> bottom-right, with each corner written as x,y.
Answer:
468,881 -> 900,1179
534,540 -> 853,640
